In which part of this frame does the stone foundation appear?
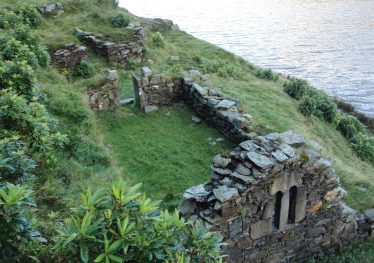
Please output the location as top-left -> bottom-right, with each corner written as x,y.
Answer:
75,28 -> 145,65
51,43 -> 87,70
87,70 -> 120,111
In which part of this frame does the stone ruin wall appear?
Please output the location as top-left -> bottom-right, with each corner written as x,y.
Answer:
131,68 -> 373,262
75,27 -> 145,65
132,68 -> 252,142
87,69 -> 120,111
180,133 -> 371,262
51,43 -> 88,70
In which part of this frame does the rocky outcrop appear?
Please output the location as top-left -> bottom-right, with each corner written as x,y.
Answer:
180,131 -> 372,262
38,2 -> 64,17
75,28 -> 145,66
87,70 -> 120,111
51,44 -> 87,70
137,17 -> 180,31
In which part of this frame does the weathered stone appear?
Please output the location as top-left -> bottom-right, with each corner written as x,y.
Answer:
179,199 -> 197,216
265,132 -> 279,141
240,140 -> 260,151
211,166 -> 232,175
307,226 -> 327,238
144,105 -> 159,113
221,177 -> 233,186
215,99 -> 236,110
324,187 -> 346,202
250,218 -> 272,239
364,209 -> 374,222
235,163 -> 251,176
120,98 -> 135,105
228,217 -> 243,238
212,154 -> 231,168
230,172 -> 255,184
271,150 -> 289,162
279,130 -> 305,146
307,201 -> 323,214
246,152 -> 274,169
106,69 -> 118,81
213,185 -> 239,203
191,115 -> 202,124
141,67 -> 152,78
183,184 -> 209,202
278,143 -> 296,158
306,140 -> 323,152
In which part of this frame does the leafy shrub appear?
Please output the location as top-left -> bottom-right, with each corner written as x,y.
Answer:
298,95 -> 316,117
336,115 -> 364,140
2,38 -> 39,67
255,68 -> 279,82
15,5 -> 43,27
0,138 -> 37,182
111,14 -> 130,28
313,92 -> 337,123
192,54 -> 204,64
152,31 -> 166,48
0,60 -> 36,100
0,89 -> 67,160
283,78 -> 308,99
350,133 -> 374,163
8,25 -> 50,67
96,0 -> 119,7
0,183 -> 44,261
53,178 -> 223,262
203,59 -> 239,78
74,61 -> 93,79
0,10 -> 21,29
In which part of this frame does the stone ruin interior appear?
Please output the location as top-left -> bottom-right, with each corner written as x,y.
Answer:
131,67 -> 373,262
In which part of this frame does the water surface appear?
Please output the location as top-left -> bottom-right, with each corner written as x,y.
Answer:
121,0 -> 374,117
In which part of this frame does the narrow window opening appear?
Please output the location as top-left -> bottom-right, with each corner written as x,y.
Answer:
273,191 -> 283,229
288,186 -> 297,224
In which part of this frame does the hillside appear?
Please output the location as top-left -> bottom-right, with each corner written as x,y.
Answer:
0,0 -> 373,262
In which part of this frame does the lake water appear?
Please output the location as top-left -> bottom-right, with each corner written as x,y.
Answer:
120,0 -> 374,118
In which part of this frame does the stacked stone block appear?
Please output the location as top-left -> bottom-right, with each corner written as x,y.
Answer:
87,70 -> 120,111
51,43 -> 87,70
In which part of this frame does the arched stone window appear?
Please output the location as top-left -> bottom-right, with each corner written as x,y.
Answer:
273,191 -> 283,229
288,186 -> 298,224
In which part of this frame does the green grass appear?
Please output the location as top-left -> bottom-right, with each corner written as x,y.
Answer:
97,106 -> 233,208
1,0 -> 373,261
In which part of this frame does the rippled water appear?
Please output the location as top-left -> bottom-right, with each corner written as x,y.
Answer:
121,0 -> 374,117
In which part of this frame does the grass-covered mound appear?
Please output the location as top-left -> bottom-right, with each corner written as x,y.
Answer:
0,0 -> 373,262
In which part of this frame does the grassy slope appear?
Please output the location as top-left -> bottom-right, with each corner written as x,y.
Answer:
1,0 -> 373,261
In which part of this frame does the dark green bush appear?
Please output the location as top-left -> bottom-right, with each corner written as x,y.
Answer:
74,61 -> 93,79
152,31 -> 166,48
0,89 -> 67,160
255,68 -> 279,82
53,178 -> 224,263
203,59 -> 239,78
15,5 -> 43,27
0,10 -> 21,29
2,38 -> 39,67
314,94 -> 337,123
0,60 -> 36,100
0,138 -> 37,182
283,78 -> 308,100
350,133 -> 374,163
336,115 -> 364,140
0,183 -> 44,261
111,14 -> 130,28
298,95 -> 316,117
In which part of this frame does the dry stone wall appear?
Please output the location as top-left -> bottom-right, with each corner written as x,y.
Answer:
51,43 -> 87,70
87,70 -> 120,111
75,28 -> 145,65
132,68 -> 252,142
180,131 -> 372,262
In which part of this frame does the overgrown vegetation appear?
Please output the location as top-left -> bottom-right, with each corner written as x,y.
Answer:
0,0 -> 373,262
283,77 -> 374,164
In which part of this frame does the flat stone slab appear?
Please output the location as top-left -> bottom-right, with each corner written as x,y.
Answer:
212,154 -> 231,168
279,130 -> 305,146
364,208 -> 374,222
144,105 -> 158,113
215,99 -> 236,110
271,150 -> 288,162
230,172 -> 255,184
239,140 -> 260,151
213,185 -> 239,203
141,67 -> 152,78
278,143 -> 296,158
246,152 -> 274,169
183,184 -> 209,202
191,115 -> 202,124
120,98 -> 135,105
